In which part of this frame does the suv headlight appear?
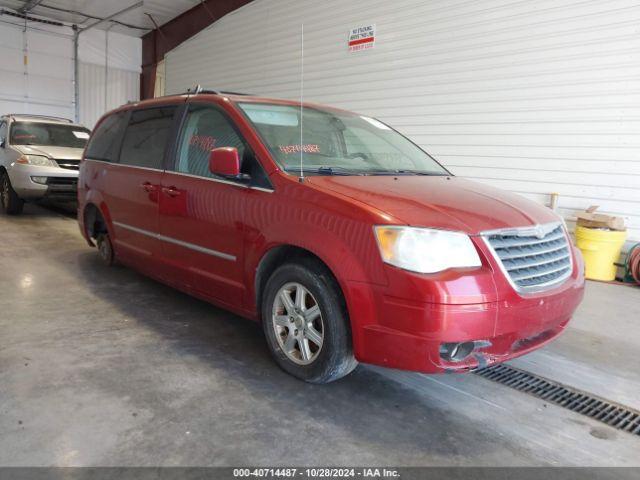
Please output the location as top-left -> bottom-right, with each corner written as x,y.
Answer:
17,154 -> 57,167
374,226 -> 482,274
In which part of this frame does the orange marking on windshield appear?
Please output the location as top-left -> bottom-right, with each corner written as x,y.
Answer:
278,144 -> 320,154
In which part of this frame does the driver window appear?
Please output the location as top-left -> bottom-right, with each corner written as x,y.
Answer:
174,104 -> 271,188
175,105 -> 246,179
0,121 -> 6,145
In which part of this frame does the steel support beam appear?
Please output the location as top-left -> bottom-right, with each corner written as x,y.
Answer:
73,25 -> 79,122
18,0 -> 45,14
140,0 -> 253,99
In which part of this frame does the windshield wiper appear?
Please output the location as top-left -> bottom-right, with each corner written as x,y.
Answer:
365,169 -> 448,176
284,166 -> 359,176
399,169 -> 448,176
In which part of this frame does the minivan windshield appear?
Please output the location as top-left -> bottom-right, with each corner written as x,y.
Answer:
237,103 -> 449,176
10,122 -> 90,148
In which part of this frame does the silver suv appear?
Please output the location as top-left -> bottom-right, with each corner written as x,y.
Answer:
0,114 -> 91,214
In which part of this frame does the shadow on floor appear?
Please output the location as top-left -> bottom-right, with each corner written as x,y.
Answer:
19,200 -> 77,219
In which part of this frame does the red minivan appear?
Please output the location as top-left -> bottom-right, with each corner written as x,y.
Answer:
78,90 -> 585,383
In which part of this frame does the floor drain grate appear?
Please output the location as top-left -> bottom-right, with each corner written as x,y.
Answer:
474,364 -> 640,436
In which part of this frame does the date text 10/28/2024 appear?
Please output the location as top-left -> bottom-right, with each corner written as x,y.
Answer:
233,468 -> 400,478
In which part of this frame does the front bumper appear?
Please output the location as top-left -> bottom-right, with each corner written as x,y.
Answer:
346,245 -> 586,374
8,163 -> 78,201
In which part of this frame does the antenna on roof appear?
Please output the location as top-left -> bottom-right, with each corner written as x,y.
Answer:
186,84 -> 203,96
298,24 -> 305,183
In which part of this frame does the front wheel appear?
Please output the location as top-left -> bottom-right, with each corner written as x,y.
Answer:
262,259 -> 357,383
0,172 -> 24,215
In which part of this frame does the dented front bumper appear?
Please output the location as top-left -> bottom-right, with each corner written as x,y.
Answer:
347,248 -> 586,374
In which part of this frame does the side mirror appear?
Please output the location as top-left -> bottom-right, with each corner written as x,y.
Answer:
209,147 -> 248,180
0,139 -> 5,148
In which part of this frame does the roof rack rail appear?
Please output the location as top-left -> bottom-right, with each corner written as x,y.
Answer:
184,85 -> 253,96
219,91 -> 254,96
8,114 -> 74,123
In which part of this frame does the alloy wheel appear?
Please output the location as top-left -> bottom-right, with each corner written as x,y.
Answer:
272,282 -> 324,365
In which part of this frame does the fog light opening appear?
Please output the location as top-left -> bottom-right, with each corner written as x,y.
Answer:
31,176 -> 48,185
440,341 -> 475,363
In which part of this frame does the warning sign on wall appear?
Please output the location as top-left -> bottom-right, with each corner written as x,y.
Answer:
348,24 -> 375,52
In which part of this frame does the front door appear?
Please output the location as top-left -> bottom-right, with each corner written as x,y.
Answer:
105,106 -> 177,273
158,103 -> 251,307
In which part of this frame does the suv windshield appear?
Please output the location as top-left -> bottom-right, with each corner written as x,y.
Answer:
10,122 -> 90,148
237,103 -> 449,176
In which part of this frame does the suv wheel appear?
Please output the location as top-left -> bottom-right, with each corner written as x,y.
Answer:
0,171 -> 24,215
262,259 -> 357,383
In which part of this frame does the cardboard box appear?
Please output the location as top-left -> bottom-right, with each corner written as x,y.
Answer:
576,206 -> 625,231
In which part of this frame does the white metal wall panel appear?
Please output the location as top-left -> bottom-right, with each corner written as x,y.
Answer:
79,29 -> 142,73
0,20 -> 141,127
0,21 -> 74,119
79,62 -> 139,128
165,0 -> 640,242
78,29 -> 142,127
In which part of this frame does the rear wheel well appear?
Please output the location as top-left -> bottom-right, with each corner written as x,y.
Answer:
255,246 -> 346,322
83,203 -> 108,241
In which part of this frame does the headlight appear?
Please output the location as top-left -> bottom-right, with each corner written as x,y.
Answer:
374,226 -> 482,274
17,154 -> 57,167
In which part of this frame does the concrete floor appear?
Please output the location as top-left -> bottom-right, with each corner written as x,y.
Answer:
1,203 -> 639,467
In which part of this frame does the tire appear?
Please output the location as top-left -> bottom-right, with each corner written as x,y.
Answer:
96,232 -> 114,266
0,171 -> 24,215
262,259 -> 357,383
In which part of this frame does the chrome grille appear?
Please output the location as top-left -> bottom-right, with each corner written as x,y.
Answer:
55,159 -> 80,170
484,223 -> 572,292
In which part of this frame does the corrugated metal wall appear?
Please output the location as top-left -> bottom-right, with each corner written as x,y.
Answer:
78,62 -> 139,128
78,29 -> 141,127
165,0 -> 640,242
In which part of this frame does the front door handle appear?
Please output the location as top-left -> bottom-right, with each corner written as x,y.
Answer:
141,182 -> 156,193
162,186 -> 181,197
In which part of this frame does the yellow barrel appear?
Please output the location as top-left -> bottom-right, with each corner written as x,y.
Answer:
575,225 -> 627,281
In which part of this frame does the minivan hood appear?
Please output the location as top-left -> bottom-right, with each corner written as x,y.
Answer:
308,175 -> 559,234
14,145 -> 84,160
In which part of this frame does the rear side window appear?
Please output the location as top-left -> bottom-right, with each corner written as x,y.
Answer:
119,107 -> 176,169
85,112 -> 127,162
